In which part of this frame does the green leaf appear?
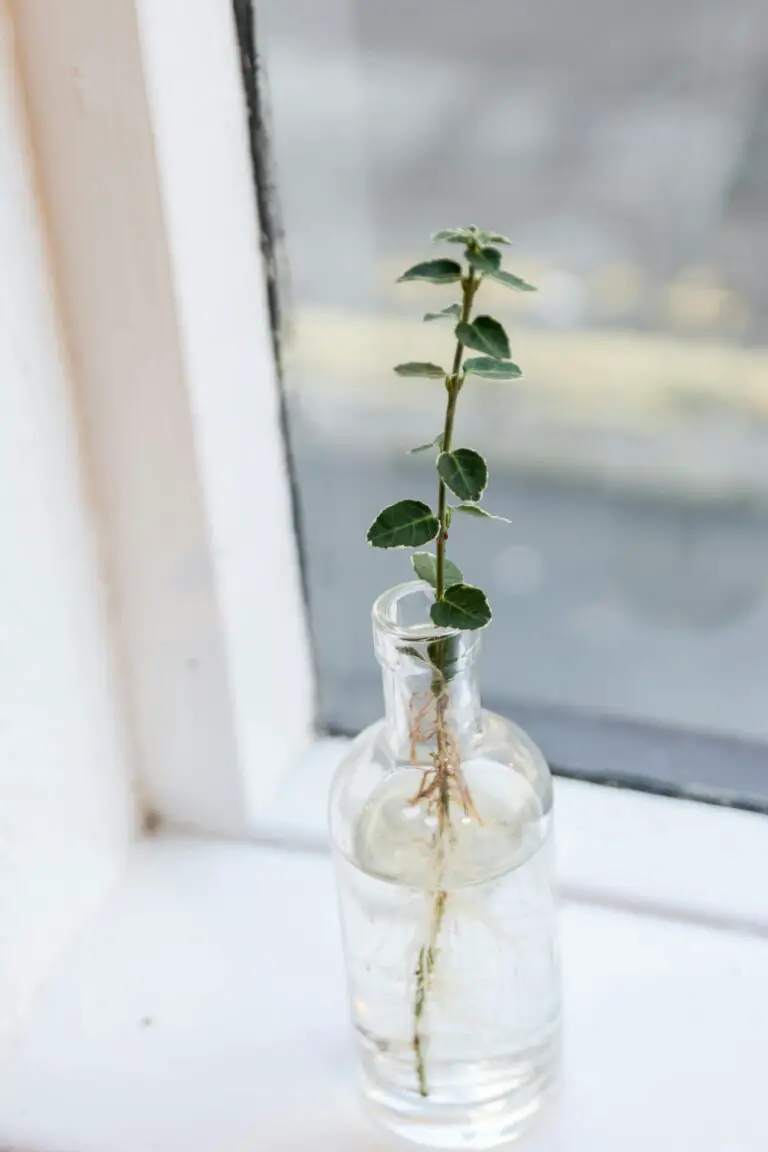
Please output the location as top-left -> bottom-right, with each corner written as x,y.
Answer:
466,246 -> 502,274
394,362 -> 446,378
437,449 -> 488,502
453,504 -> 511,523
426,634 -> 461,681
411,552 -> 463,588
367,500 -> 439,548
423,303 -> 461,322
455,315 -> 510,360
398,259 -> 462,284
408,433 -> 444,454
481,231 -> 513,245
463,356 -> 522,380
487,268 -> 537,292
431,228 -> 472,244
445,506 -> 453,529
398,644 -> 429,663
430,584 -> 492,631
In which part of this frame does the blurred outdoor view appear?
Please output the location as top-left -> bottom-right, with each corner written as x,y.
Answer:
256,0 -> 768,802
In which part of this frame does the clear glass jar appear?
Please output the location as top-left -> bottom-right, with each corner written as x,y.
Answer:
329,581 -> 561,1149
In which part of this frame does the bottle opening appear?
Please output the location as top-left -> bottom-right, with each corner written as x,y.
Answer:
373,580 -> 455,641
372,581 -> 480,671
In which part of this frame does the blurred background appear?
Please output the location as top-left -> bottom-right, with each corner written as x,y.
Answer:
255,0 -> 768,804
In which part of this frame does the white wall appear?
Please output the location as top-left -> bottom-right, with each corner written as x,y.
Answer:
12,0 -> 314,834
0,2 -> 136,1052
11,0 -> 250,833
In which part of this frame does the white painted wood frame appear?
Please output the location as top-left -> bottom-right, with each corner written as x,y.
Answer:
12,0 -> 314,836
1,0 -> 314,1048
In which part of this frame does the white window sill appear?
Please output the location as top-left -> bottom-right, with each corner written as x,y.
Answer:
1,744 -> 766,1152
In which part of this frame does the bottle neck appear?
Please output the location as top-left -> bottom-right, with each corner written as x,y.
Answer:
373,583 -> 483,764
380,657 -> 482,762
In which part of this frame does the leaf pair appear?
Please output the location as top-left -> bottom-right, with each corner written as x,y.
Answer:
367,492 -> 508,548
431,226 -> 513,247
367,492 -> 509,551
398,252 -> 535,294
399,255 -> 535,294
410,552 -> 492,631
414,226 -> 534,285
395,356 -> 522,380
399,312 -> 520,378
396,325 -> 521,382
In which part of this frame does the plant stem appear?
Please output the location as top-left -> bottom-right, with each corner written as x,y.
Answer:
413,889 -> 447,1097
411,264 -> 480,1098
435,270 -> 477,601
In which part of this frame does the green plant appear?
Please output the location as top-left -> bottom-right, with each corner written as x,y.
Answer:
367,225 -> 532,624
366,225 -> 535,1096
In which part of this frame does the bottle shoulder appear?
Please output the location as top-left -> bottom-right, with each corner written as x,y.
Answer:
330,708 -> 553,826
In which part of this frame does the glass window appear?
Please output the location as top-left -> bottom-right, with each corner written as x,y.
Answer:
255,0 -> 768,806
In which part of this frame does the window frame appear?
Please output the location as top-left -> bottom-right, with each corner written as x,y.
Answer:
133,0 -> 315,823
3,0 -> 767,1093
12,0 -> 314,838
13,0 -> 766,847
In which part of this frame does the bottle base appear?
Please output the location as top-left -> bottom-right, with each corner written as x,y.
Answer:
361,1043 -> 559,1150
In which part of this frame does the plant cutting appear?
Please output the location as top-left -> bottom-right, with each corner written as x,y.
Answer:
330,227 -> 561,1150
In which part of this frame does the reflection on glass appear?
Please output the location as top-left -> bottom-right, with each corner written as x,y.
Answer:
256,0 -> 768,799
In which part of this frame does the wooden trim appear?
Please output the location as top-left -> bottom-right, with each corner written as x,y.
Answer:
12,0 -> 315,834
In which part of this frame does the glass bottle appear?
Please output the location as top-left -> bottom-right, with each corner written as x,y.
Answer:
330,581 -> 561,1150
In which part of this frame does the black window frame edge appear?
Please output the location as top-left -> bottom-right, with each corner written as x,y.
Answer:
231,0 -> 320,684
325,674 -> 768,815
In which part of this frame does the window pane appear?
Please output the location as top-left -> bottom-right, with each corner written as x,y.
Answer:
256,0 -> 768,804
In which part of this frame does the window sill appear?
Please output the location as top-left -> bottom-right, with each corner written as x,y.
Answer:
262,739 -> 768,934
1,747 -> 766,1152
